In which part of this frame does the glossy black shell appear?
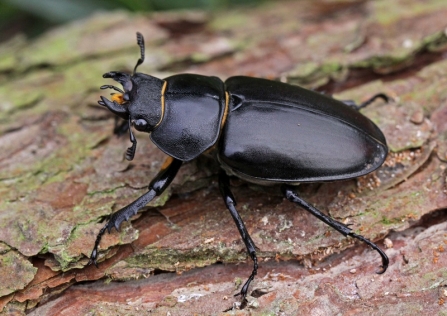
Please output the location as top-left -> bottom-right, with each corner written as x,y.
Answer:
150,74 -> 226,161
217,76 -> 387,184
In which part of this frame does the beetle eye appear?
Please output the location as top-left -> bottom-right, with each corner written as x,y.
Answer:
123,93 -> 130,101
133,119 -> 148,131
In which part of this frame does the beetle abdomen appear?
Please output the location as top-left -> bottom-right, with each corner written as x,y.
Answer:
219,77 -> 387,184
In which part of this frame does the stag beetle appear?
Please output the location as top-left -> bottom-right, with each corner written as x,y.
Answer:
89,32 -> 390,302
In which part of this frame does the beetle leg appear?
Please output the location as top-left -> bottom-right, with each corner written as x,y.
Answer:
125,120 -> 137,161
281,184 -> 389,274
88,157 -> 182,267
218,170 -> 258,301
113,117 -> 129,136
341,93 -> 390,110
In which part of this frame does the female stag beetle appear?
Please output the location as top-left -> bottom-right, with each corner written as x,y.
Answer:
89,32 -> 390,301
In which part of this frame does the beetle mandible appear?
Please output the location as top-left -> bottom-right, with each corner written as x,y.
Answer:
89,32 -> 390,301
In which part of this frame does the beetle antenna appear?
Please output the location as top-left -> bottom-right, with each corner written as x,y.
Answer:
133,32 -> 145,75
126,119 -> 137,161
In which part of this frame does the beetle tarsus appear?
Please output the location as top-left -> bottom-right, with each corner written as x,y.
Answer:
219,170 -> 258,301
87,159 -> 182,267
125,144 -> 136,161
87,248 -> 98,267
342,93 -> 391,110
347,231 -> 389,274
234,253 -> 258,300
88,224 -> 108,267
281,184 -> 389,274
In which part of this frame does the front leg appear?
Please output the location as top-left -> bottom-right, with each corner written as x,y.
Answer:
218,170 -> 258,301
88,157 -> 182,266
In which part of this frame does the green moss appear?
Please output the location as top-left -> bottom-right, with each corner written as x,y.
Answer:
87,186 -> 125,196
422,31 -> 447,52
0,89 -> 42,116
125,246 -> 246,271
155,190 -> 172,207
1,253 -> 13,265
39,243 -> 49,254
0,35 -> 26,73
234,277 -> 243,289
210,11 -> 250,31
353,54 -> 411,70
286,62 -> 344,87
0,251 -> 38,297
381,216 -> 395,225
373,0 -> 447,25
52,247 -> 86,271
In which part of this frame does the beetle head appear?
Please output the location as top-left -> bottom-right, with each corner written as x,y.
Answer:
98,32 -> 164,160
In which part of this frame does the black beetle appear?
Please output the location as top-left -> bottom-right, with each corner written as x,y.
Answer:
89,32 -> 390,302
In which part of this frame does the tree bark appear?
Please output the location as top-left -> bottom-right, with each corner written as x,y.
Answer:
1,0 -> 447,314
